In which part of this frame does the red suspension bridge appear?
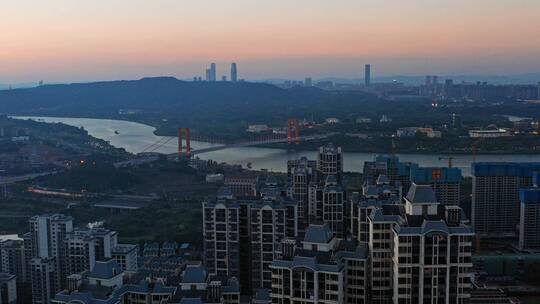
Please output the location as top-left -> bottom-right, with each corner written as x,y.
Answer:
115,118 -> 335,167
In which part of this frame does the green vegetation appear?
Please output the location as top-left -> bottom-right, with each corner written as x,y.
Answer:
40,162 -> 141,193
0,198 -> 204,246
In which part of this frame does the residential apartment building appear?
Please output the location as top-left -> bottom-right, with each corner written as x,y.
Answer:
317,143 -> 343,182
0,239 -> 27,284
363,156 -> 418,191
392,184 -> 474,304
410,167 -> 462,206
30,257 -> 56,304
270,224 -> 368,304
519,187 -> 540,250
322,175 -> 346,238
64,232 -> 96,277
203,193 -> 298,294
112,244 -> 138,274
288,157 -> 317,235
472,163 -> 540,238
28,214 -> 73,303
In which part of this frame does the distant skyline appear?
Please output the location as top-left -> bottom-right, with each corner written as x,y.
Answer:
1,0 -> 540,83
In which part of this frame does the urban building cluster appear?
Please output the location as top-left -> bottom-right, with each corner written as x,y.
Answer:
194,63 -> 240,83
0,215 -> 240,304
202,143 -> 479,304
421,77 -> 540,101
6,143 -> 540,303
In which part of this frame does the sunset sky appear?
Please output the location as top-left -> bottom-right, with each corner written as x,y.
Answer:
1,0 -> 540,83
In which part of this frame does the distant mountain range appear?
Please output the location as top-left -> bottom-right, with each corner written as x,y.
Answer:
0,76 -> 369,117
0,76 -> 385,136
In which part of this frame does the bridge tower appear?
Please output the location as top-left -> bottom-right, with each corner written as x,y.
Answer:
178,128 -> 191,158
287,118 -> 300,144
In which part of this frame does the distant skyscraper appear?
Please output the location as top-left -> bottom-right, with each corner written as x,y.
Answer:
304,77 -> 313,87
364,64 -> 371,86
205,69 -> 210,81
210,63 -> 217,82
230,63 -> 238,82
425,75 -> 432,86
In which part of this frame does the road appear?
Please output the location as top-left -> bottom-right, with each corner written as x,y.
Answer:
0,172 -> 57,186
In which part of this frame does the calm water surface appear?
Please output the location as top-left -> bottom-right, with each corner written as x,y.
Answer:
14,116 -> 540,176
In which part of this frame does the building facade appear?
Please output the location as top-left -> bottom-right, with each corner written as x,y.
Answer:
472,163 -> 540,238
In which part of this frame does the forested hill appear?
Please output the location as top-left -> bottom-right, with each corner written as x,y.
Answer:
0,77 -> 373,115
0,77 -> 390,135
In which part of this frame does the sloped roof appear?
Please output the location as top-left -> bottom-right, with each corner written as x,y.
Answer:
406,183 -> 437,204
304,224 -> 334,244
88,260 -> 122,280
181,265 -> 207,284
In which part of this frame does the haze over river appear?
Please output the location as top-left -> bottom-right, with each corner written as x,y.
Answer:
14,116 -> 540,176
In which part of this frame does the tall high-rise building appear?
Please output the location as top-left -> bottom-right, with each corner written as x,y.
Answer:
210,63 -> 217,82
472,163 -> 540,238
361,183 -> 474,304
519,187 -> 540,250
322,176 -> 346,238
364,64 -> 371,87
316,143 -> 343,182
287,157 -> 317,235
63,232 -> 96,277
270,224 -> 367,304
30,257 -> 56,304
203,191 -> 297,294
205,69 -> 211,81
0,239 -> 28,284
393,184 -> 474,304
28,214 -> 73,294
304,77 -> 313,87
350,176 -> 402,245
231,63 -> 238,82
202,200 -> 240,280
369,207 -> 404,304
410,166 -> 462,206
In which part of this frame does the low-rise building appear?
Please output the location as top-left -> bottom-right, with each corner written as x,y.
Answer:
247,125 -> 270,133
469,129 -> 510,138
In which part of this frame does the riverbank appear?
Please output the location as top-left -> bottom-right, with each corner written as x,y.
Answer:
13,113 -> 540,155
13,116 -> 540,176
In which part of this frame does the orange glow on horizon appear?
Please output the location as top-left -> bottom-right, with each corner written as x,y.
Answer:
1,0 -> 539,82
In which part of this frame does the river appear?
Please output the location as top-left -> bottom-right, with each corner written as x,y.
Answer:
13,116 -> 540,176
